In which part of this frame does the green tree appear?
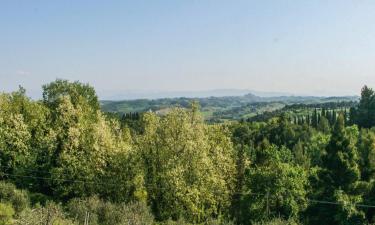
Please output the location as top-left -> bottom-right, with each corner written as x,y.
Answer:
312,109 -> 319,128
357,129 -> 375,181
0,88 -> 57,193
317,115 -> 330,134
352,86 -> 375,128
307,115 -> 365,225
293,140 -> 310,169
230,124 -> 252,221
240,144 -> 307,224
138,106 -> 235,223
38,80 -> 135,201
42,79 -> 99,113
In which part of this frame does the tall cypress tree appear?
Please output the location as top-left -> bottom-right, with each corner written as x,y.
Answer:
322,114 -> 359,192
312,108 -> 319,128
322,108 -> 327,119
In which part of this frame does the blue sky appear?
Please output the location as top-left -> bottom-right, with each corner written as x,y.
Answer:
1,0 -> 375,98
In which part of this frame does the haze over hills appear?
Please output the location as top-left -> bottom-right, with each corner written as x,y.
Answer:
97,89 -> 360,101
19,87 -> 359,101
96,89 -> 295,100
101,91 -> 359,122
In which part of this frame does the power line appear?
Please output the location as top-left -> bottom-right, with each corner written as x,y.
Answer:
0,164 -> 113,177
1,172 -> 245,194
308,199 -> 375,209
1,173 -> 118,187
3,171 -> 375,209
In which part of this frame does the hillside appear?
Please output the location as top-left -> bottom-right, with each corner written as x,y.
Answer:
100,93 -> 359,122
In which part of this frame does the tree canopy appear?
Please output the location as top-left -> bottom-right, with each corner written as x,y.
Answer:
1,81 -> 375,225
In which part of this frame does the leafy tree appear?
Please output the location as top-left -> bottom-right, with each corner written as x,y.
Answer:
240,144 -> 307,224
0,88 -> 58,193
230,124 -> 253,220
137,106 -> 235,222
304,133 -> 329,167
42,79 -> 99,113
317,115 -> 330,134
293,140 -> 310,169
0,181 -> 29,215
37,80 -> 135,201
357,129 -> 375,181
0,113 -> 30,173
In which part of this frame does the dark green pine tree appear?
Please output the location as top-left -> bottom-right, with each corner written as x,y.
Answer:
326,110 -> 333,126
322,108 -> 327,119
307,114 -> 365,225
354,86 -> 375,128
323,114 -> 359,192
349,107 -> 357,126
312,108 -> 319,128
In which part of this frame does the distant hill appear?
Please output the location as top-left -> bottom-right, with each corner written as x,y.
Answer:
98,89 -> 294,100
100,93 -> 359,122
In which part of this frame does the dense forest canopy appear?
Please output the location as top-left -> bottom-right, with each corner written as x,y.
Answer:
1,80 -> 375,224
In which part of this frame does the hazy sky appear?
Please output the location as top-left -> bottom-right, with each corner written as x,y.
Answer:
1,0 -> 375,97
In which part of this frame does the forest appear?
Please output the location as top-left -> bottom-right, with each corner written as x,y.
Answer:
1,80 -> 375,225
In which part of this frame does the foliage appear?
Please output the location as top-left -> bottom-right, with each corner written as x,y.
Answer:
67,196 -> 154,225
3,81 -> 375,225
252,218 -> 300,225
137,107 -> 235,222
15,202 -> 77,225
241,153 -> 308,223
350,86 -> 375,128
101,94 -> 357,123
0,203 -> 14,225
0,182 -> 29,214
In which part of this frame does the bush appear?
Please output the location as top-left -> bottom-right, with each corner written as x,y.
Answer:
205,218 -> 235,225
158,217 -> 234,225
253,218 -> 300,225
117,201 -> 154,225
0,203 -> 14,225
67,196 -> 154,225
0,181 -> 29,214
29,192 -> 51,206
14,201 -> 76,225
66,196 -> 101,224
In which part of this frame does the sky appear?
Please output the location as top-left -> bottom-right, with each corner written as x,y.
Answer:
1,0 -> 375,98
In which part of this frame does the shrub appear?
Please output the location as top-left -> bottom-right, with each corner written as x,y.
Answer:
14,201 -> 76,225
0,181 -> 29,214
253,218 -> 300,225
0,203 -> 14,225
67,196 -> 154,225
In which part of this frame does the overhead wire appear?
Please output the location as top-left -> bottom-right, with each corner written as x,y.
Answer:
2,171 -> 375,208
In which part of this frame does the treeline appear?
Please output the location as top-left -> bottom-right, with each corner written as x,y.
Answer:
1,80 -> 375,225
247,101 -> 356,123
